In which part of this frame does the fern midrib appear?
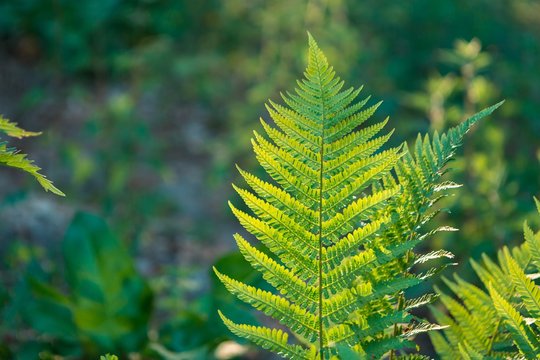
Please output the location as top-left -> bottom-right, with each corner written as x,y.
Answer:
313,51 -> 329,360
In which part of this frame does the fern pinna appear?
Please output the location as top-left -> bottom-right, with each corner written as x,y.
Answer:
214,34 -> 502,359
431,198 -> 540,359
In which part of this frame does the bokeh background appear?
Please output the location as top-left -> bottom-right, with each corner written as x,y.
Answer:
0,1 -> 539,359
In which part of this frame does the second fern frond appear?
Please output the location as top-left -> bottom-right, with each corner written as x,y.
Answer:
431,198 -> 540,359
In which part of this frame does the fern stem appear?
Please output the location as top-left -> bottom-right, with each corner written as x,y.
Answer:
317,102 -> 325,360
389,227 -> 415,360
389,293 -> 405,360
318,146 -> 324,360
486,318 -> 502,356
318,172 -> 324,360
314,45 -> 327,360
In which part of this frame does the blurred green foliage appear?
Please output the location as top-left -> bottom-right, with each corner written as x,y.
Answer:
59,91 -> 171,241
0,0 -> 538,358
1,212 -> 152,358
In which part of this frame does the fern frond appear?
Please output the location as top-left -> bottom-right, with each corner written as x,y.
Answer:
0,115 -> 64,196
524,220 -> 540,269
506,254 -> 540,320
216,34 -> 501,359
432,199 -> 540,359
488,282 -> 540,357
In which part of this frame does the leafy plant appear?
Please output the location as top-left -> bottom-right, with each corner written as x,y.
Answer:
100,354 -> 119,360
214,34 -> 502,358
0,115 -> 63,196
431,198 -> 540,359
17,212 -> 152,357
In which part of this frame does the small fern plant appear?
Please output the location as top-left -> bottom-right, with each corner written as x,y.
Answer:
431,198 -> 540,359
0,115 -> 63,195
214,34 -> 502,359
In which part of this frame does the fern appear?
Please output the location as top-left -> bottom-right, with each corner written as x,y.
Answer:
431,198 -> 540,359
215,34 -> 502,359
0,115 -> 64,195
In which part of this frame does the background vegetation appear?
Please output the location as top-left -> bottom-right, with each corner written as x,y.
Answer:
0,1 -> 538,358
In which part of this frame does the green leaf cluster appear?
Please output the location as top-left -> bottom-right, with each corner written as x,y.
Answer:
0,115 -> 64,196
18,212 -> 152,357
100,354 -> 119,360
215,34 -> 502,359
432,198 -> 540,359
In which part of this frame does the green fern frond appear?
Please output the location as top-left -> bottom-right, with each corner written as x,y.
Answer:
216,34 -> 501,359
0,115 -> 64,196
525,217 -> 540,269
488,282 -> 540,357
506,254 -> 540,320
432,199 -> 540,359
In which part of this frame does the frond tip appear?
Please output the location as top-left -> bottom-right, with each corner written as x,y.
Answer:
0,116 -> 41,138
216,34 -> 501,359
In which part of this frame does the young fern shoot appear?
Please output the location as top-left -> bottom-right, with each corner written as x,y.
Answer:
215,34 -> 502,359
